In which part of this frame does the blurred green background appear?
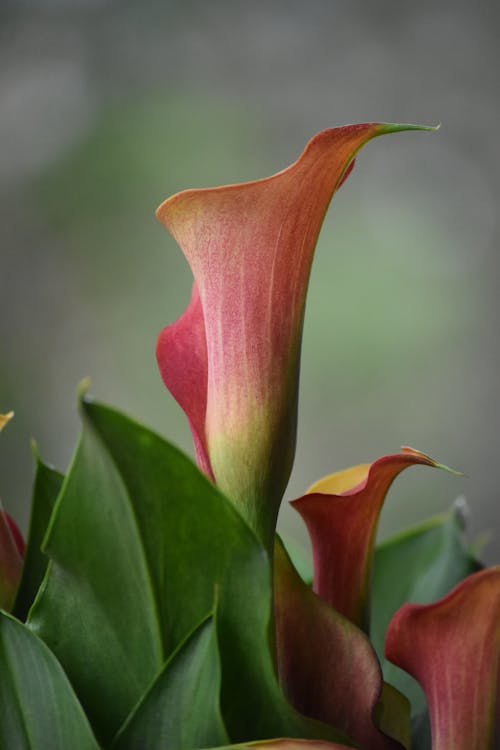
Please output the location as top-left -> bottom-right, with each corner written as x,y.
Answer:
1,0 -> 499,561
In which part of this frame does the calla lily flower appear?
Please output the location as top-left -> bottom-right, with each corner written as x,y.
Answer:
274,539 -> 410,750
385,567 -> 500,750
1,412 -> 24,611
0,508 -> 24,611
156,124 -> 434,546
292,448 -> 448,631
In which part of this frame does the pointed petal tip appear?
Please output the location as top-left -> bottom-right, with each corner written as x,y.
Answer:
400,446 -> 463,476
0,411 -> 14,433
376,122 -> 441,135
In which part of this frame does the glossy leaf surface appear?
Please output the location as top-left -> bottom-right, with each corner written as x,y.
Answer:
0,611 -> 100,750
113,615 -> 228,750
28,399 -> 341,745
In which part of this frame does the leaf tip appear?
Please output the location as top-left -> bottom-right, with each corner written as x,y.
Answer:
30,437 -> 40,461
77,377 -> 93,404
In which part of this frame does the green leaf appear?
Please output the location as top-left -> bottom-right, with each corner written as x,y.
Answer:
0,611 -> 100,750
29,399 -> 338,744
372,504 -> 482,736
112,614 -> 228,750
13,452 -> 64,621
27,409 -> 164,745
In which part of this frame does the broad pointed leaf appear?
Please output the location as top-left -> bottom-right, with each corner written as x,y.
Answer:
14,453 -> 64,621
292,448 -> 447,631
29,399 -> 343,745
385,567 -> 500,750
0,611 -> 100,750
113,614 -> 228,750
28,408 -> 164,744
274,538 -> 408,750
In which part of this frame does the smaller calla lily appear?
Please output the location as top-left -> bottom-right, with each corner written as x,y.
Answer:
385,567 -> 500,750
1,411 -> 24,611
156,124 -> 435,547
0,412 -> 14,432
292,448 -> 450,631
274,539 -> 410,750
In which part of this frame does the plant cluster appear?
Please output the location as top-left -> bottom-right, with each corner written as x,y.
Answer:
1,124 -> 498,750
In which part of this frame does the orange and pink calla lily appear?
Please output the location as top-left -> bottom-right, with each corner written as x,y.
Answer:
292,448 -> 448,631
0,411 -> 24,611
274,539 -> 410,750
0,508 -> 24,611
385,567 -> 500,750
156,124 -> 434,545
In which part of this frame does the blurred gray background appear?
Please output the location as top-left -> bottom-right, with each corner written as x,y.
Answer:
1,0 -> 499,562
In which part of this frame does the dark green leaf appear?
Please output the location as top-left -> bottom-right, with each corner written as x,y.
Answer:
29,399 -> 338,744
13,452 -> 64,621
27,412 -> 164,745
113,614 -> 228,750
372,504 -> 482,740
0,611 -> 100,750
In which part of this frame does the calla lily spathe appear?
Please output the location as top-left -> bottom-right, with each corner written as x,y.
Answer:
0,412 -> 24,610
292,447 -> 448,631
386,567 -> 500,750
156,124 -> 434,545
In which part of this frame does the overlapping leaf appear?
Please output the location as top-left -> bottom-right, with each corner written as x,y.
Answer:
0,612 -> 100,750
14,453 -> 64,620
112,614 -> 228,750
28,398 -> 343,745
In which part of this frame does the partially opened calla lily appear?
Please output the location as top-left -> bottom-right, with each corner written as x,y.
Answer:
0,411 -> 24,611
385,567 -> 500,750
274,539 -> 410,750
156,124 -> 435,545
292,448 -> 450,631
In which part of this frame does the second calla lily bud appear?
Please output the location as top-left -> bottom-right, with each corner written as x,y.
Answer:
157,124 -> 434,546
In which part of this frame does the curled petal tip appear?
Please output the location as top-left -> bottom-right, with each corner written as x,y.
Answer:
294,448 -> 448,629
376,122 -> 441,135
156,125 -> 436,546
400,445 -> 463,476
